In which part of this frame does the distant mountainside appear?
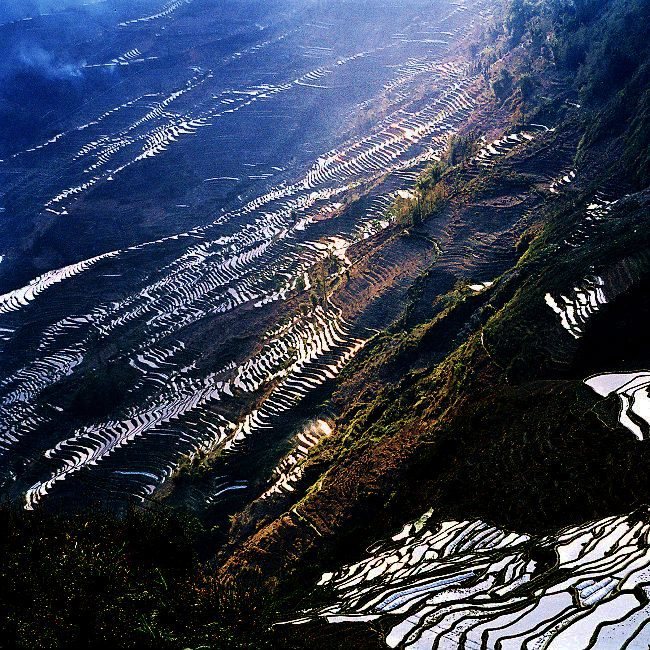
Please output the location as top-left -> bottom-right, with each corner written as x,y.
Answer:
2,0 -> 650,648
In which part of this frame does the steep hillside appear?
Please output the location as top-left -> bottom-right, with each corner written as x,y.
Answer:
210,0 -> 650,646
1,1 -> 649,648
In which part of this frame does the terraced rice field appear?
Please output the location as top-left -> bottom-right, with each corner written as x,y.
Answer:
585,372 -> 650,441
287,508 -> 650,649
545,276 -> 608,340
0,0 -> 493,510
261,419 -> 333,500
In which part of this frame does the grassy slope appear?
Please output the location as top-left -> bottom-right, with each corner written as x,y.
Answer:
217,186 -> 650,613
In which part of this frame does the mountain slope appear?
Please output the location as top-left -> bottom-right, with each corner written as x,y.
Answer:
1,1 -> 649,648
207,1 -> 650,646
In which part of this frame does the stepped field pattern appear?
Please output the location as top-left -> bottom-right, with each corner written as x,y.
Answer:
288,508 -> 650,650
0,0 -> 492,510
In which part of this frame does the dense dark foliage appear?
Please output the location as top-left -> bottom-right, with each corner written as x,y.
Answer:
486,0 -> 650,184
0,505 -> 217,648
501,0 -> 650,93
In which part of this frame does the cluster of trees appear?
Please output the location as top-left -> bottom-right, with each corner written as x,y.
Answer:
391,133 -> 481,230
295,252 -> 342,312
500,0 -> 650,101
472,0 -> 650,185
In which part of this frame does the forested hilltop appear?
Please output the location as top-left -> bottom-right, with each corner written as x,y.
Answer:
2,0 -> 650,648
479,0 -> 650,185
